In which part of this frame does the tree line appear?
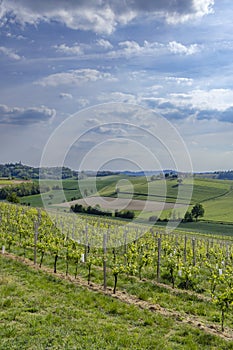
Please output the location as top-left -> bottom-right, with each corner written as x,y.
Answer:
71,203 -> 135,219
0,182 -> 50,203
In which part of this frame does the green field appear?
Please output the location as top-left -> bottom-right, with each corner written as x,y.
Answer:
20,176 -> 124,207
0,179 -> 29,186
1,255 -> 233,350
97,176 -> 233,224
0,179 -> 14,186
98,176 -> 232,203
18,175 -> 233,226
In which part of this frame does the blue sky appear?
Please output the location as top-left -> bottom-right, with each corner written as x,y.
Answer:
0,0 -> 233,172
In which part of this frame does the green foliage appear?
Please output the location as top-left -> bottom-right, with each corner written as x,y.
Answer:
3,256 -> 233,350
71,203 -> 112,217
183,203 -> 205,223
0,181 -> 49,200
2,201 -> 233,334
6,192 -> 20,204
115,210 -> 135,219
191,203 -> 205,221
183,211 -> 193,222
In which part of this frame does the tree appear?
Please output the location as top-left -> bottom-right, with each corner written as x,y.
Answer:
183,211 -> 193,222
177,178 -> 183,185
191,203 -> 204,221
7,192 -> 20,204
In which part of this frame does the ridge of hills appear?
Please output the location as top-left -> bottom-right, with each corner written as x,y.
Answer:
0,162 -> 233,180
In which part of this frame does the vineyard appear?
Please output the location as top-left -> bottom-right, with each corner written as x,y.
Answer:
1,202 -> 233,336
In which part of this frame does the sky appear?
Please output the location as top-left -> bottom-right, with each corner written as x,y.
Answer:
0,0 -> 233,172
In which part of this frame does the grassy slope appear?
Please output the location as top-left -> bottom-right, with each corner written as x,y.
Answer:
98,177 -> 231,203
98,177 -> 233,223
20,177 -> 122,207
19,176 -> 233,224
1,255 -> 233,350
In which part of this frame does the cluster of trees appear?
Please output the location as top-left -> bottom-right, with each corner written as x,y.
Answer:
0,162 -> 39,179
164,172 -> 178,179
40,166 -> 78,179
0,162 -> 79,179
70,203 -> 135,219
114,209 -> 135,219
217,170 -> 233,180
148,203 -> 205,224
0,182 -> 50,202
183,203 -> 205,222
71,204 -> 112,217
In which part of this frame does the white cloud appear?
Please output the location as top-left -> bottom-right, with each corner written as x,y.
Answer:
36,69 -> 116,87
0,0 -> 214,34
77,98 -> 89,107
0,46 -> 21,60
97,39 -> 113,49
107,40 -> 200,59
99,92 -> 138,104
59,92 -> 73,100
0,104 -> 56,125
6,33 -> 26,40
170,89 -> 233,111
108,40 -> 163,58
118,40 -> 142,55
165,77 -> 193,86
166,0 -> 214,24
54,43 -> 83,55
168,41 -> 200,55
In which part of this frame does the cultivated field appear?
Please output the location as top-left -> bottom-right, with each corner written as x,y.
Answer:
55,195 -> 185,212
2,202 -> 233,349
19,175 -> 233,224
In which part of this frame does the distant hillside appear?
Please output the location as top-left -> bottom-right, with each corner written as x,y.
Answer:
216,171 -> 233,180
1,162 -> 233,180
0,162 -> 78,180
195,171 -> 233,180
0,163 -> 119,180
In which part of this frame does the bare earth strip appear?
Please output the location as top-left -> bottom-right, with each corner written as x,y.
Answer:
56,196 -> 185,212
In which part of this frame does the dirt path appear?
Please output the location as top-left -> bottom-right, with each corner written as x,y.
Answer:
2,252 -> 233,341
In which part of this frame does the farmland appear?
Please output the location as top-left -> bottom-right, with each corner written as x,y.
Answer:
0,178 -> 31,188
2,202 -> 233,336
14,175 -> 233,237
1,174 -> 233,348
2,255 -> 233,350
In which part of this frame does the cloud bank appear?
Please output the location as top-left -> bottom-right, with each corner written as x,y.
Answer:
0,0 -> 214,34
0,104 -> 56,125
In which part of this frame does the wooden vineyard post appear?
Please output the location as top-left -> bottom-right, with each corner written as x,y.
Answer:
157,237 -> 161,282
124,229 -> 128,265
206,239 -> 210,259
184,235 -> 187,263
192,238 -> 196,266
103,233 -> 107,290
226,243 -> 229,264
34,220 -> 39,265
84,225 -> 88,262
